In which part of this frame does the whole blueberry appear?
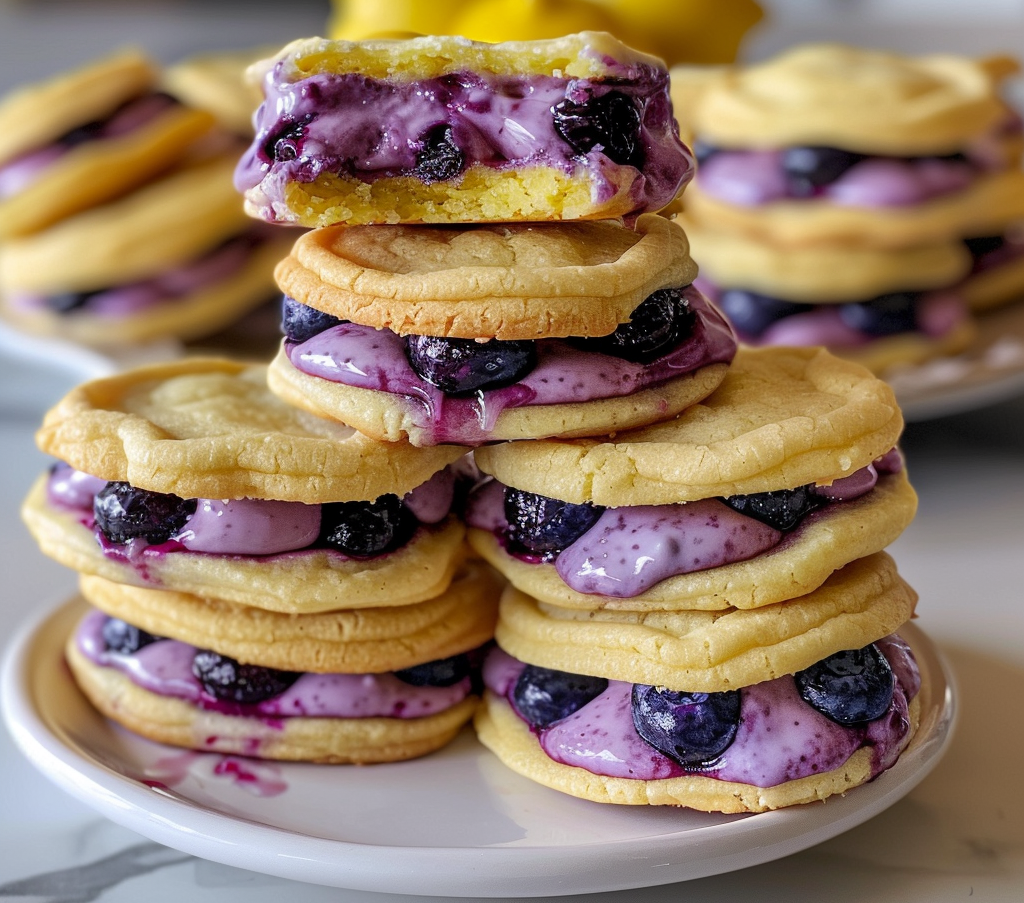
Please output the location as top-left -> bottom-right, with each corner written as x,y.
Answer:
795,644 -> 895,725
192,650 -> 301,704
412,124 -> 465,182
512,665 -> 608,728
717,289 -> 811,337
405,334 -> 536,396
504,488 -> 605,558
101,617 -> 162,655
721,485 -> 822,532
395,653 -> 472,687
782,145 -> 865,196
281,296 -> 342,343
838,293 -> 918,336
93,482 -> 196,545
631,685 -> 741,767
553,90 -> 644,168
569,287 -> 695,364
318,494 -> 415,557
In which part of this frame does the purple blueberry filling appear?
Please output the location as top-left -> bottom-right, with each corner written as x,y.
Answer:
235,65 -> 692,218
483,637 -> 919,785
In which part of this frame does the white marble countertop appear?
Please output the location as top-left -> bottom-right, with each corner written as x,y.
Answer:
1,4 -> 1023,901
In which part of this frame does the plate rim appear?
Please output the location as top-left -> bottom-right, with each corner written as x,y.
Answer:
1,593 -> 957,898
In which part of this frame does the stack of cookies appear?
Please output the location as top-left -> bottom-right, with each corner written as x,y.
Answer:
0,50 -> 291,350
23,31 -> 929,805
671,43 -> 1024,375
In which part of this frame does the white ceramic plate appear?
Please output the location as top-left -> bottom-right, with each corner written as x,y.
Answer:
1,595 -> 956,898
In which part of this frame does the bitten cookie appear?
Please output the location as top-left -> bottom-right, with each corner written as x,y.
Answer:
234,31 -> 693,227
467,346 -> 913,610
268,216 -> 735,446
0,50 -> 215,238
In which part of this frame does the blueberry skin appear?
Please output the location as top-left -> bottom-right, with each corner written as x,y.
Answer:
838,293 -> 918,337
261,113 -> 314,163
795,645 -> 895,725
281,296 -> 342,343
405,334 -> 536,396
93,482 -> 197,545
552,90 -> 644,168
101,618 -> 162,655
568,287 -> 696,364
717,289 -> 811,338
632,685 -> 741,768
412,124 -> 465,182
318,494 -> 415,557
782,145 -> 865,196
504,488 -> 605,558
192,651 -> 301,705
721,485 -> 822,532
512,665 -> 609,729
395,653 -> 472,687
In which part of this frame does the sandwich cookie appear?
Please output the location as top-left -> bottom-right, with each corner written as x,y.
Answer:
0,152 -> 293,347
234,31 -> 693,227
25,358 -> 468,612
466,346 -> 915,611
681,214 -> 978,373
267,215 -> 736,446
678,44 -> 1024,249
0,50 -> 216,239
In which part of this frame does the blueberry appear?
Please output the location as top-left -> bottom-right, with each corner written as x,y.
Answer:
412,124 -> 465,182
395,653 -> 471,687
281,296 -> 342,343
261,113 -> 313,163
838,292 -> 918,336
631,685 -> 741,767
568,287 -> 695,364
192,650 -> 301,704
504,488 -> 605,558
795,644 -> 895,725
782,146 -> 865,196
46,290 -> 101,314
512,665 -> 608,728
721,485 -> 821,531
101,617 -> 162,655
692,139 -> 719,165
964,235 -> 1005,259
59,119 -> 105,148
318,494 -> 415,556
717,289 -> 811,337
94,482 -> 197,545
553,90 -> 644,168
404,334 -> 536,396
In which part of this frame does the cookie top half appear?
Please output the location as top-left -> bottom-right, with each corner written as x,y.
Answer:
36,358 -> 465,502
0,49 -> 155,165
275,214 -> 698,339
688,43 -> 1017,154
473,345 -> 903,505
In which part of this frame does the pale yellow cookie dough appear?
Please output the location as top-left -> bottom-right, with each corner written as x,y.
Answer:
473,345 -> 904,505
67,636 -> 478,764
467,469 -> 917,611
494,553 -> 916,691
34,357 -> 465,502
78,560 -> 500,674
23,475 -> 467,614
475,687 -> 920,812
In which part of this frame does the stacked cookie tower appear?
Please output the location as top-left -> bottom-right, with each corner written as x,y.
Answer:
230,32 -> 925,811
0,50 -> 290,350
671,44 -> 1024,375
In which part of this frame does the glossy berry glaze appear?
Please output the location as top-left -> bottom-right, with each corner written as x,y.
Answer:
466,449 -> 902,598
697,278 -> 970,350
283,285 -> 737,446
76,609 -> 476,719
0,93 -> 180,199
483,636 -> 920,786
46,462 -> 456,566
234,64 -> 693,219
